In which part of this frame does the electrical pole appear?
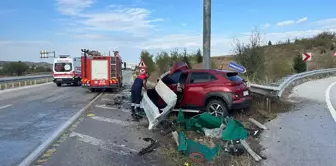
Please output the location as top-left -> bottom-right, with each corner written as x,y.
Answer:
203,0 -> 211,69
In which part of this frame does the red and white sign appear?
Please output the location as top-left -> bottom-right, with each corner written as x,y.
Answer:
138,60 -> 147,68
302,52 -> 312,61
333,52 -> 336,56
138,60 -> 147,74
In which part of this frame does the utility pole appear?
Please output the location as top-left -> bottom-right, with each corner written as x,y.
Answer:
203,0 -> 211,69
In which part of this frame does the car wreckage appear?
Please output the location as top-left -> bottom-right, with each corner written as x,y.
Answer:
140,62 -> 252,130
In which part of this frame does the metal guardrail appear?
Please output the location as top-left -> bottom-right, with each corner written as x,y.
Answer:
249,68 -> 336,98
0,74 -> 52,83
0,74 -> 53,90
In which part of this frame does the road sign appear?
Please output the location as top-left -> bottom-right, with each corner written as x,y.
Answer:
228,61 -> 246,73
302,52 -> 312,61
138,60 -> 147,68
333,52 -> 336,56
138,60 -> 147,74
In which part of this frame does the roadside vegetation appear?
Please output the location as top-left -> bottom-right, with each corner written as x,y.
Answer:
0,61 -> 52,77
137,30 -> 336,84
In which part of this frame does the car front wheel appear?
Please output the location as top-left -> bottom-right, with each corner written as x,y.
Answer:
205,99 -> 229,118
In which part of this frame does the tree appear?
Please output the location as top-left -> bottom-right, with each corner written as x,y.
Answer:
182,48 -> 191,68
293,54 -> 306,73
140,50 -> 155,74
268,41 -> 272,46
2,61 -> 29,76
233,28 -> 265,81
195,48 -> 203,63
155,51 -> 171,74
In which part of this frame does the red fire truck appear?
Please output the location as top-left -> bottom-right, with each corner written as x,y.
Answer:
80,49 -> 123,92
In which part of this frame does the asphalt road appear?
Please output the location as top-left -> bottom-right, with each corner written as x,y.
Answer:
42,70 -> 168,166
0,83 -> 97,166
261,77 -> 336,166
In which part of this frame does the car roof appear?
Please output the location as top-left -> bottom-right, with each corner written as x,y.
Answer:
182,69 -> 238,74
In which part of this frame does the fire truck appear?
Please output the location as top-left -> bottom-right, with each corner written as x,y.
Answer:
53,55 -> 81,87
80,49 -> 123,92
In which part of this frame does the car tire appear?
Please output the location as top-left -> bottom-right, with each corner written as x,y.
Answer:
56,83 -> 62,87
205,99 -> 229,118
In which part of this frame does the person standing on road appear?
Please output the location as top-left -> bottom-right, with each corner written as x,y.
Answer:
131,72 -> 148,120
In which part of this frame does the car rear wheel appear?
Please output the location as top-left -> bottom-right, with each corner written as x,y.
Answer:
56,83 -> 62,87
205,99 -> 229,118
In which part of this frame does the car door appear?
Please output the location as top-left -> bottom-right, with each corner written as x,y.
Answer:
183,72 -> 217,108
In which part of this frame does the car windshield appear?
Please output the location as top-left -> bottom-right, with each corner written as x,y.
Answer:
225,72 -> 244,82
162,71 -> 182,84
54,63 -> 72,72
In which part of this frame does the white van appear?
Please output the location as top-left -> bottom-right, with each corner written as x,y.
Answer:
53,56 -> 81,86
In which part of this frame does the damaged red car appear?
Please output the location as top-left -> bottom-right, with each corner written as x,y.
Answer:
148,62 -> 252,117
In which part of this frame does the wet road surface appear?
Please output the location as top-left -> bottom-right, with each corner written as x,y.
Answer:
261,77 -> 336,166
0,83 -> 97,166
42,70 -> 168,166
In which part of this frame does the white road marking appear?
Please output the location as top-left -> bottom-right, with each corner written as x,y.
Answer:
95,104 -> 130,113
0,104 -> 12,110
325,81 -> 336,122
91,116 -> 134,126
69,132 -> 138,155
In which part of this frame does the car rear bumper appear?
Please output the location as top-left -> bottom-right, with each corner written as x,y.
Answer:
53,78 -> 75,84
231,96 -> 252,109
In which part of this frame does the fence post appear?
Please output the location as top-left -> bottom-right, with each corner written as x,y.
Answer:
265,97 -> 272,112
18,81 -> 21,87
34,80 -> 36,84
0,84 -> 2,90
5,83 -> 7,89
12,82 -> 14,88
24,81 -> 27,86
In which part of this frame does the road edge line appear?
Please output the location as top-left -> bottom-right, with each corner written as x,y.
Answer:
325,81 -> 336,122
0,82 -> 53,94
18,92 -> 103,166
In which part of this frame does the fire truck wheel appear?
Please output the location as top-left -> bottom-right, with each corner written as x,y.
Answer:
56,83 -> 62,87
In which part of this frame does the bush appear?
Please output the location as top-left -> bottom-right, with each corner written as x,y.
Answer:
195,48 -> 203,63
2,61 -> 29,76
140,50 -> 155,74
293,54 -> 306,73
233,28 -> 266,82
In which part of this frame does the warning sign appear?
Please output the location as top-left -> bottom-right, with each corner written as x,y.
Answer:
138,60 -> 147,68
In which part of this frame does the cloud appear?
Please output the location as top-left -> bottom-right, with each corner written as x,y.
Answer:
55,1 -> 163,36
55,0 -> 95,15
261,23 -> 270,29
296,17 -> 308,23
276,17 -> 308,26
313,18 -> 336,29
276,20 -> 295,26
181,23 -> 187,27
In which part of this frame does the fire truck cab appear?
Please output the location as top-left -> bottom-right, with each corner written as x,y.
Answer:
53,55 -> 81,87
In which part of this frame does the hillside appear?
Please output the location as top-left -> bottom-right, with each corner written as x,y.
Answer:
0,61 -> 52,77
144,31 -> 336,84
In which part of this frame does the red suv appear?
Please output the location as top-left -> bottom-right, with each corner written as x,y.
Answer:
152,62 -> 252,117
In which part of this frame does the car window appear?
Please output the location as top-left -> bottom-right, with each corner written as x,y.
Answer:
54,63 -> 72,72
189,72 -> 217,83
162,71 -> 182,84
225,72 -> 244,82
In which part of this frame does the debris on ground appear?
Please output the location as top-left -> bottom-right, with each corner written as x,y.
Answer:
138,137 -> 160,156
164,109 -> 266,164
